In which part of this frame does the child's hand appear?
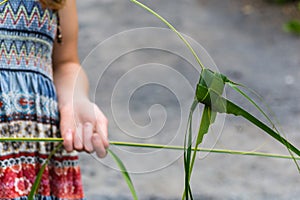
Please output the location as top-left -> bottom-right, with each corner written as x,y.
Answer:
58,99 -> 109,158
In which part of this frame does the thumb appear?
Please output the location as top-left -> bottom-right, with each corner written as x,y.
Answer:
59,107 -> 76,152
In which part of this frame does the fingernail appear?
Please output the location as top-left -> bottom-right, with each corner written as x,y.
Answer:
84,122 -> 91,127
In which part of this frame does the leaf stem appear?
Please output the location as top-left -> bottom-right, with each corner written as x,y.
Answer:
130,0 -> 205,70
0,138 -> 298,160
109,141 -> 300,160
0,138 -> 64,142
0,0 -> 8,6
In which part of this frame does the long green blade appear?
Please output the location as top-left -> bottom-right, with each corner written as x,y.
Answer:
226,100 -> 300,156
28,143 -> 63,199
183,99 -> 199,200
228,82 -> 276,129
225,99 -> 300,172
188,106 -> 213,183
183,100 -> 198,200
228,82 -> 300,171
183,117 -> 191,200
107,149 -> 138,200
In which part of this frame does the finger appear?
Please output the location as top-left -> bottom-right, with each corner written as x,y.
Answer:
63,129 -> 73,152
59,108 -> 75,152
96,122 -> 109,149
92,133 -> 107,158
83,122 -> 94,153
74,123 -> 83,150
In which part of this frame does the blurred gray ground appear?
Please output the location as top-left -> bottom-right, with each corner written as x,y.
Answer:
76,0 -> 300,199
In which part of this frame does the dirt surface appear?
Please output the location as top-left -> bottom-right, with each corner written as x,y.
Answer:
76,0 -> 300,199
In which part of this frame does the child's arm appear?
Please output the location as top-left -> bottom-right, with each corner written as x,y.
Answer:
52,0 -> 109,158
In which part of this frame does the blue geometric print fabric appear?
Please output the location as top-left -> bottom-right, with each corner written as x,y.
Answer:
0,0 -> 57,78
0,1 -> 84,199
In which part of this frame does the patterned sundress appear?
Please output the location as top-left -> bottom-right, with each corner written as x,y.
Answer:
0,0 -> 84,199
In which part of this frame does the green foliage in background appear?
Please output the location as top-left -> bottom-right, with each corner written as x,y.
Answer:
269,0 -> 300,35
284,19 -> 300,35
269,0 -> 299,4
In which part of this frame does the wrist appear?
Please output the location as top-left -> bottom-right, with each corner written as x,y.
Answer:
57,95 -> 91,110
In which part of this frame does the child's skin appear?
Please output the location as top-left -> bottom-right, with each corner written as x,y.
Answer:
52,0 -> 109,158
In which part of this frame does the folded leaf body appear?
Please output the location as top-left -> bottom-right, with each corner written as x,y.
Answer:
197,69 -> 227,111
198,69 -> 226,96
183,69 -> 227,200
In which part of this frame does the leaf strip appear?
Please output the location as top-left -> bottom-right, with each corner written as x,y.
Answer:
107,149 -> 138,200
28,143 -> 63,200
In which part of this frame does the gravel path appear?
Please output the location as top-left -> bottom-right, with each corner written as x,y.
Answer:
76,0 -> 300,199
